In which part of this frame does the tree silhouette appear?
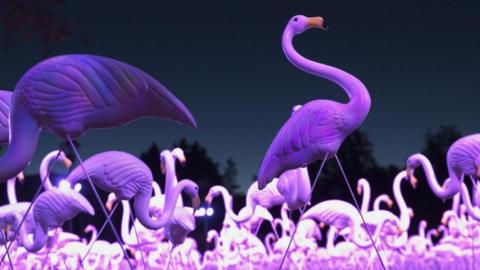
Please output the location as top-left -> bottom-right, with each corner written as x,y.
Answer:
0,0 -> 86,55
221,158 -> 241,196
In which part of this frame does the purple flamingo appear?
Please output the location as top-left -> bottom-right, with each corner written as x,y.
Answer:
14,188 -> 94,252
407,134 -> 480,219
66,151 -> 200,229
258,15 -> 375,269
0,54 -> 196,181
257,15 -> 370,188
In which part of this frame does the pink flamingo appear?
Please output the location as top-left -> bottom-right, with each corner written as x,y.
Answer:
15,188 -> 94,252
0,54 -> 196,181
66,151 -> 200,230
257,15 -> 370,188
407,134 -> 480,214
205,185 -> 275,236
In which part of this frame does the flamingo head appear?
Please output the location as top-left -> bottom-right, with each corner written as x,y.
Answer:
205,186 -> 230,206
406,155 -> 422,185
385,197 -> 394,208
172,148 -> 187,167
286,15 -> 328,36
105,193 -> 117,212
356,183 -> 362,195
408,208 -> 415,218
17,171 -> 25,184
183,180 -> 201,213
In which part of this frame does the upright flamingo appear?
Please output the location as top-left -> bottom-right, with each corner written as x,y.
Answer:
257,15 -> 370,187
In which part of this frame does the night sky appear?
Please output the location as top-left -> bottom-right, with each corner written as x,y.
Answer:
0,0 -> 479,192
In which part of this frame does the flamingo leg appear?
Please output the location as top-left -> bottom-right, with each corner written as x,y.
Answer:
166,243 -> 175,270
81,202 -> 119,263
0,146 -> 65,265
1,230 -> 14,270
270,222 -> 280,240
40,231 -> 55,270
278,153 -> 328,270
334,154 -> 386,270
66,135 -> 134,270
129,209 -> 148,269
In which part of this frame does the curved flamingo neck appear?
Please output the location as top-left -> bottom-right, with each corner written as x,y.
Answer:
163,151 -> 182,207
373,195 -> 389,211
393,171 -> 410,231
410,154 -> 457,198
358,179 -> 371,213
229,184 -> 257,224
40,151 -> 62,190
134,180 -> 191,230
7,178 -> 17,204
119,200 -> 137,245
282,29 -> 371,124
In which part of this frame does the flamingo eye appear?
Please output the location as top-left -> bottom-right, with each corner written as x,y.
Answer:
293,17 -> 298,22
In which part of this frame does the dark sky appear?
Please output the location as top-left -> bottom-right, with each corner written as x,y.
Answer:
0,0 -> 479,192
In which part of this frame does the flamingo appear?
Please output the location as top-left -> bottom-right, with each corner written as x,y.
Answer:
300,200 -> 397,248
205,185 -> 275,236
0,55 -> 196,181
14,188 -> 94,252
407,134 -> 480,216
210,167 -> 310,229
257,15 -> 370,188
66,151 -> 200,230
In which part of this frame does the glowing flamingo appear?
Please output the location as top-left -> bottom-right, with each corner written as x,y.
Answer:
15,188 -> 94,252
66,151 -> 200,230
0,55 -> 196,181
205,185 -> 275,236
257,15 -> 370,188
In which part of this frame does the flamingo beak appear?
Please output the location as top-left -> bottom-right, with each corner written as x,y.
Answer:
179,157 -> 186,167
307,17 -> 328,30
17,172 -> 25,183
356,186 -> 362,195
406,168 -> 418,189
441,217 -> 447,225
476,165 -> 480,178
387,199 -> 394,208
205,193 -> 213,206
192,195 -> 201,214
63,158 -> 73,169
319,222 -> 325,229
396,225 -> 403,235
106,200 -> 114,212
161,162 -> 166,175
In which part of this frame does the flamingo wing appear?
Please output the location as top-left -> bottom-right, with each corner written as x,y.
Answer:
258,102 -> 347,189
301,200 -> 357,230
15,54 -> 196,136
0,91 -> 11,144
33,189 -> 94,228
